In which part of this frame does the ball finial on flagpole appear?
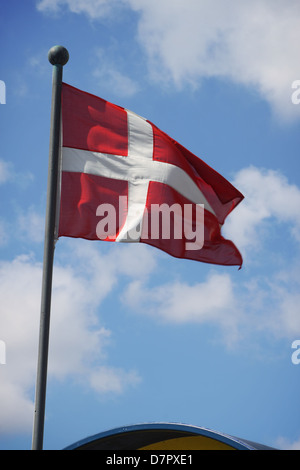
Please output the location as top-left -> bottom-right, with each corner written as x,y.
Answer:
48,45 -> 69,66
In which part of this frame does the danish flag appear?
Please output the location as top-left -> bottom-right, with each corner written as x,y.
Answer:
58,83 -> 243,267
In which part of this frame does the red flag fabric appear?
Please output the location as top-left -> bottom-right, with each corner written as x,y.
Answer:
58,83 -> 243,267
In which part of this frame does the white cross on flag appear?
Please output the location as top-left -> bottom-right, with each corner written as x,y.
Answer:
58,83 -> 243,267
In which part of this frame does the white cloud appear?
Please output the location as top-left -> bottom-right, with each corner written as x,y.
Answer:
276,436 -> 300,450
17,207 -> 45,244
223,166 -> 300,257
89,366 -> 141,394
0,158 -> 33,187
0,380 -> 35,434
37,0 -> 300,120
123,261 -> 300,347
245,265 -> 300,339
128,0 -> 300,120
125,273 -> 234,323
36,0 -> 125,18
93,48 -> 140,98
0,159 -> 13,184
267,264 -> 300,338
0,242 -> 155,434
0,255 -> 43,433
123,272 -> 242,346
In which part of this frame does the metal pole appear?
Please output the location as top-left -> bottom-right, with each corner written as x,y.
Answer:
32,46 -> 69,450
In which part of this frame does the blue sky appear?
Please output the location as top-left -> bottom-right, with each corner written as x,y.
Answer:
1,0 -> 300,450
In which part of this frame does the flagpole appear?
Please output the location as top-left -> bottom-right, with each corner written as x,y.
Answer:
32,46 -> 69,451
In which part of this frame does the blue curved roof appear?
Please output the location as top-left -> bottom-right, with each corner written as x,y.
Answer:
65,422 -> 275,450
